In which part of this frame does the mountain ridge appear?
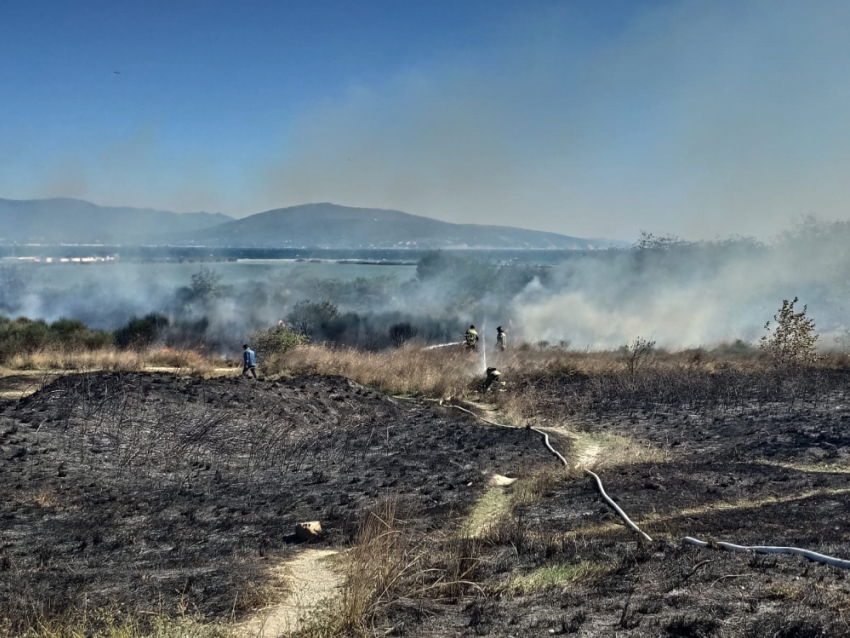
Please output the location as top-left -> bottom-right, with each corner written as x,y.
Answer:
0,197 -> 232,244
0,198 -> 622,249
177,202 -> 617,250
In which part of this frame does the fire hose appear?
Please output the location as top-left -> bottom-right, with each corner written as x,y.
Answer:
447,402 -> 850,571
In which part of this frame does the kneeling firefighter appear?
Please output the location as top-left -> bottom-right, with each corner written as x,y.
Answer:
464,325 -> 479,351
484,367 -> 503,392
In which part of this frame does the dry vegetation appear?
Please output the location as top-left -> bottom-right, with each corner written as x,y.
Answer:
0,346 -> 232,375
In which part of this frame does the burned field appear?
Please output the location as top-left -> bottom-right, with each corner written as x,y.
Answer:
3,365 -> 850,637
0,371 -> 553,633
461,367 -> 850,637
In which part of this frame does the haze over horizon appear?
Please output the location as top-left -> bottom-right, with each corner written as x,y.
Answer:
3,1 -> 850,241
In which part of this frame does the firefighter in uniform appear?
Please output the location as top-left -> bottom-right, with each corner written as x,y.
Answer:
484,367 -> 502,392
496,326 -> 507,351
464,325 -> 479,351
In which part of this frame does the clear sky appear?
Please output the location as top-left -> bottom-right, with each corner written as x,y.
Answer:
2,0 -> 850,240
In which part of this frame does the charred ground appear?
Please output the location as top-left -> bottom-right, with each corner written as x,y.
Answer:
2,365 -> 850,637
0,371 -> 554,633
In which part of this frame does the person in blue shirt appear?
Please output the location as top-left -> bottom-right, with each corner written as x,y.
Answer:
242,344 -> 257,379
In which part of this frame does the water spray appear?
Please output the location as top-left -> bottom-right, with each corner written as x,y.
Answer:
480,321 -> 487,375
424,342 -> 462,350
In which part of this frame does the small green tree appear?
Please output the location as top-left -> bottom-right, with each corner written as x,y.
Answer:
249,326 -> 309,359
760,297 -> 820,366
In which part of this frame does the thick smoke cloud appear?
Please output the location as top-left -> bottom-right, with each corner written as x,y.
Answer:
255,1 -> 850,241
3,218 -> 849,353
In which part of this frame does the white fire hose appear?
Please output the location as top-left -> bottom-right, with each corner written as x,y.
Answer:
447,402 -> 850,571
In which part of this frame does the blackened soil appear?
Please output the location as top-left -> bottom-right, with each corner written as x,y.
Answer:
0,372 -> 554,624
427,369 -> 850,638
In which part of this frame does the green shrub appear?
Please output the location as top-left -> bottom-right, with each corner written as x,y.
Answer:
114,313 -> 169,350
759,297 -> 820,366
248,326 -> 309,360
0,315 -> 114,363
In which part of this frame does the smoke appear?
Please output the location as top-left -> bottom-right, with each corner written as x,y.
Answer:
6,2 -> 850,244
3,217 -> 850,352
255,1 -> 850,241
511,224 -> 850,349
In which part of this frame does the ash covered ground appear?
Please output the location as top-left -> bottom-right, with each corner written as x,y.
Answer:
0,372 -> 554,626
3,369 -> 850,637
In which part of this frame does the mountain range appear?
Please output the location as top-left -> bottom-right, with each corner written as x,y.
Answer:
0,198 -> 231,244
0,198 -> 618,249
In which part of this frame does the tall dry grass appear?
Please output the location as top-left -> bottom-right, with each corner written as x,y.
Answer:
264,341 -> 823,401
266,344 -> 482,397
1,347 -> 231,375
300,497 -> 414,637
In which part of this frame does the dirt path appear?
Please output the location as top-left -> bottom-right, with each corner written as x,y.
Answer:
239,549 -> 342,637
0,373 -> 58,401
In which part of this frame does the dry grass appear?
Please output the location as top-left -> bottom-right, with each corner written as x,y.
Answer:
6,342 -> 849,399
1,347 -> 232,375
507,562 -> 609,595
300,497 -> 413,637
299,497 -> 489,637
462,486 -> 513,538
267,345 -> 483,398
568,430 -> 669,470
463,466 -> 566,538
267,342 -> 850,403
0,610 -> 234,638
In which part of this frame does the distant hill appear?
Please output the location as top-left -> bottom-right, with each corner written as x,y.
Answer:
177,203 -> 616,249
0,198 -> 232,244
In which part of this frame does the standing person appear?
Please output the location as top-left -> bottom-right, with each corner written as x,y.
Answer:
496,326 -> 507,351
464,325 -> 479,351
242,344 -> 257,379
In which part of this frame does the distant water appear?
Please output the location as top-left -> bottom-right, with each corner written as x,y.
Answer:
0,245 -> 598,266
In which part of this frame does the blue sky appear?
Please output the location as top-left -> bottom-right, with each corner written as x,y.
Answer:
2,1 -> 850,240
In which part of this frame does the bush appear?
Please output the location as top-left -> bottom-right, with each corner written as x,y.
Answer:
759,297 -> 819,366
0,315 -> 113,363
248,326 -> 310,360
114,314 -> 169,350
622,336 -> 656,374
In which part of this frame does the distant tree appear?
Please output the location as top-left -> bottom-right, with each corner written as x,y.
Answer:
115,313 -> 169,350
286,301 -> 340,336
189,267 -> 224,301
388,322 -> 418,348
633,231 -> 689,251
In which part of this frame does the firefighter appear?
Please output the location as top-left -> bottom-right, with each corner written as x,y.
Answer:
496,326 -> 507,351
464,325 -> 479,351
483,367 -> 502,392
